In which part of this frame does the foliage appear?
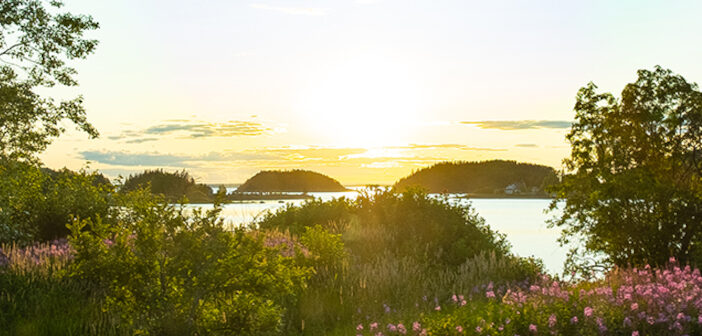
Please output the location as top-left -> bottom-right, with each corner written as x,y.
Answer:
257,189 -> 538,335
69,189 -> 309,335
0,240 -> 124,336
0,0 -> 99,162
0,161 -> 112,244
549,66 -> 702,271
394,160 -> 557,195
236,169 -> 349,192
257,197 -> 355,235
120,169 -> 214,203
355,260 -> 702,336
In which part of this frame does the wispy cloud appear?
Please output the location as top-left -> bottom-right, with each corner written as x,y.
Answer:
108,119 -> 277,142
250,3 -> 327,16
81,151 -> 276,167
144,120 -> 272,138
389,144 -> 506,151
461,120 -> 572,130
515,144 -> 539,148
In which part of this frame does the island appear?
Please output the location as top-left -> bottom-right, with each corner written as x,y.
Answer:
393,160 -> 558,197
235,169 -> 349,192
120,169 -> 214,203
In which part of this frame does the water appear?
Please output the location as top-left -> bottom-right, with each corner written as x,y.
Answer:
191,189 -> 568,274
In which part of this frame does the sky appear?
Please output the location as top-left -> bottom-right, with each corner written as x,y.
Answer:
39,0 -> 702,185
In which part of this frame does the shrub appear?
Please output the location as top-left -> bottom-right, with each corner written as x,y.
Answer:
0,161 -> 112,244
69,189 -> 309,335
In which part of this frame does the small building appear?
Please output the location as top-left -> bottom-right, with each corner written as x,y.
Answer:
504,183 -> 520,195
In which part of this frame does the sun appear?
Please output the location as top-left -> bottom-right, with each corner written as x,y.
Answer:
294,54 -> 427,148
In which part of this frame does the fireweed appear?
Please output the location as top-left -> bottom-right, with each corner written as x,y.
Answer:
355,259 -> 702,336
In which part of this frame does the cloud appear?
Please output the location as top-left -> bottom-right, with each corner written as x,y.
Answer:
144,120 -> 271,138
461,120 -> 572,130
389,144 -> 506,151
125,138 -> 159,144
107,119 -> 275,142
250,3 -> 327,16
80,150 -> 277,167
515,144 -> 539,148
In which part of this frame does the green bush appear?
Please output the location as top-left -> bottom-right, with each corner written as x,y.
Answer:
69,189 -> 309,335
0,161 -> 112,244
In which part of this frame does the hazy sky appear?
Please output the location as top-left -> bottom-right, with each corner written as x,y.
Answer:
40,0 -> 702,184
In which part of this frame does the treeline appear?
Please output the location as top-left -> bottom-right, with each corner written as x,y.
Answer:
236,169 -> 348,192
121,169 -> 214,203
394,160 -> 558,195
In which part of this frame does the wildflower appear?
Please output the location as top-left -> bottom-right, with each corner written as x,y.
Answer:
476,326 -> 482,333
570,316 -> 578,324
357,324 -> 363,330
412,322 -> 421,332
632,331 -> 639,336
529,324 -> 537,333
630,302 -> 638,311
370,322 -> 378,330
461,299 -> 467,306
452,294 -> 458,302
435,305 -> 441,311
486,290 -> 495,298
387,324 -> 397,332
548,314 -> 556,328
584,307 -> 593,317
397,323 -> 407,334
456,325 -> 463,333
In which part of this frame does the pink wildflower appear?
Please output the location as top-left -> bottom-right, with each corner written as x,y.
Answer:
397,323 -> 406,334
387,324 -> 396,332
456,325 -> 463,333
370,322 -> 378,330
435,305 -> 441,311
476,326 -> 482,333
630,302 -> 638,311
584,306 -> 593,317
548,314 -> 556,328
529,324 -> 537,333
412,322 -> 421,331
632,331 -> 639,336
570,316 -> 578,324
357,324 -> 363,330
486,290 -> 495,298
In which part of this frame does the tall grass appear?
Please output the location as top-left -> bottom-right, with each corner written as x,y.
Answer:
0,240 -> 126,336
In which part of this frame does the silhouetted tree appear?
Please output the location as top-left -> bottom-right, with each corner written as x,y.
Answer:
549,66 -> 702,270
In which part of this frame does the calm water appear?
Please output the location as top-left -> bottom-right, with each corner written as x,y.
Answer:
191,189 -> 567,274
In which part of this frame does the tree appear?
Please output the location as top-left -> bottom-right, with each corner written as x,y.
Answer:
549,66 -> 702,271
0,0 -> 99,162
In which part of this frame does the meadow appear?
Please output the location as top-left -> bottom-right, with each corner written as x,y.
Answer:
1,188 -> 701,335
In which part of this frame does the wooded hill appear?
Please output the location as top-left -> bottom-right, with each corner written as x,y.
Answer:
236,170 -> 348,192
394,160 -> 558,195
121,169 -> 214,203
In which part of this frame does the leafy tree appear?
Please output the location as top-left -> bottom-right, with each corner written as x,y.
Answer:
0,0 -> 99,162
550,66 -> 702,271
